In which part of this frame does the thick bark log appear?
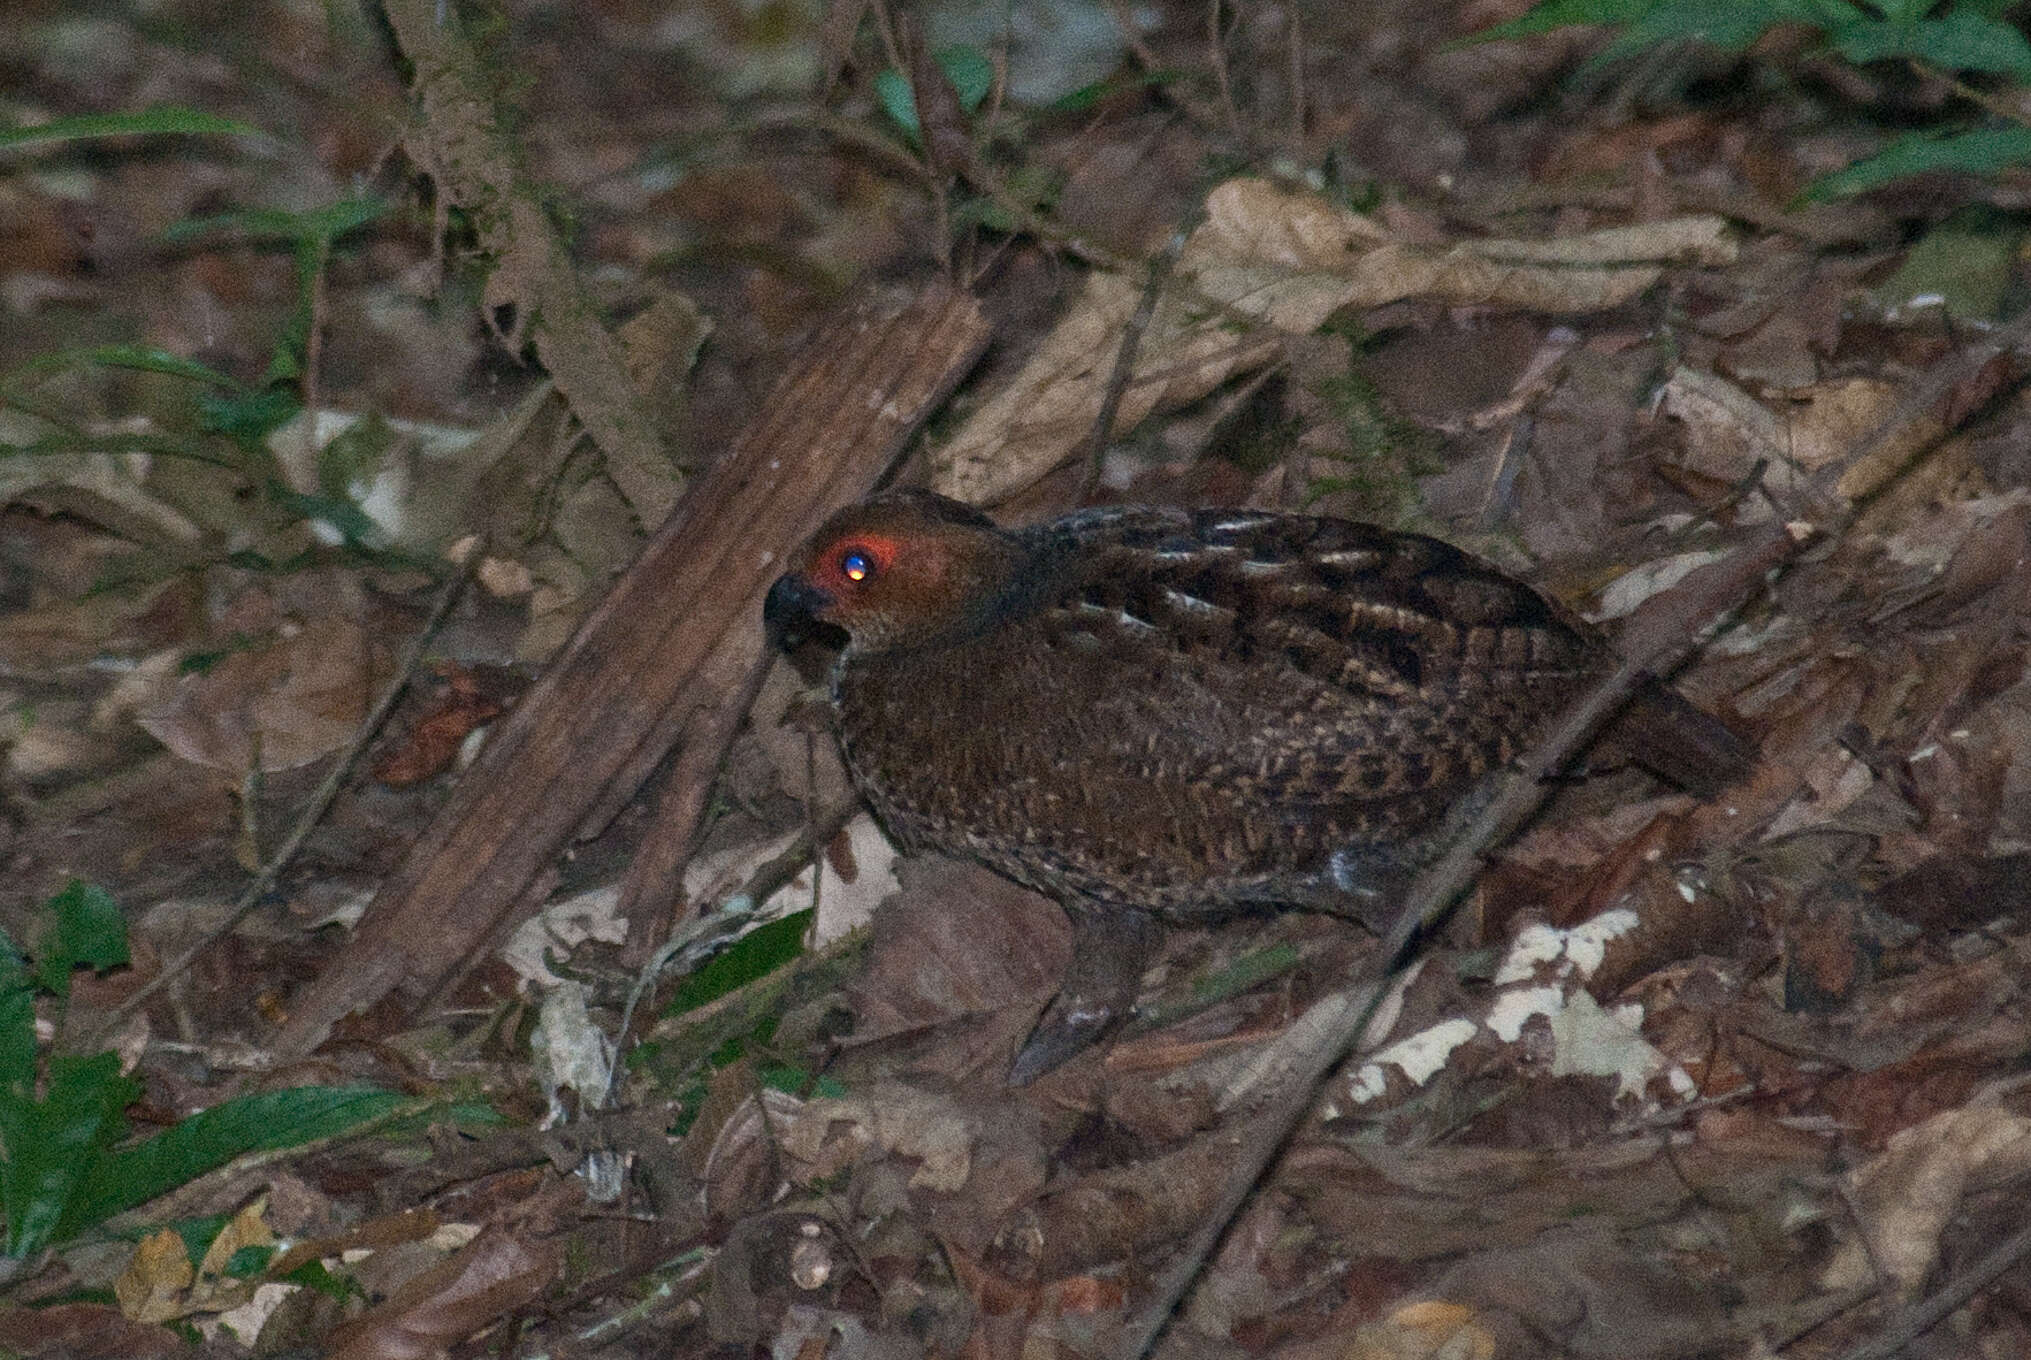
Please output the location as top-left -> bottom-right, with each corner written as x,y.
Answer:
276,288 -> 992,1054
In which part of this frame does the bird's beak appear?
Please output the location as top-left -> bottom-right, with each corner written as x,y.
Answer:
763,574 -> 835,652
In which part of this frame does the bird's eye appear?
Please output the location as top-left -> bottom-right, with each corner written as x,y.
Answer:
840,548 -> 875,583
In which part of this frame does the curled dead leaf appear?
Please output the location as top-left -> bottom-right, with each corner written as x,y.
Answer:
780,1081 -> 977,1192
136,614 -> 377,772
326,1229 -> 557,1360
1821,1105 -> 2031,1298
937,177 -> 1736,505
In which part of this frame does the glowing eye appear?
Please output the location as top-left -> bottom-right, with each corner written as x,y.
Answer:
840,548 -> 874,583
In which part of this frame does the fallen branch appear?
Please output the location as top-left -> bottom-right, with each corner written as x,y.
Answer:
380,0 -> 679,523
275,288 -> 991,1056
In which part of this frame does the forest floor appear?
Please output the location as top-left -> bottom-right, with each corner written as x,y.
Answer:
4,1 -> 2031,1357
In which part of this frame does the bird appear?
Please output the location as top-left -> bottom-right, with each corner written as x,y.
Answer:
763,490 -> 1750,1081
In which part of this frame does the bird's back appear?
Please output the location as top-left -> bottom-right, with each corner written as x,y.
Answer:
833,506 -> 1624,918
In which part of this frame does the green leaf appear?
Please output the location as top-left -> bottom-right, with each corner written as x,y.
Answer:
937,45 -> 995,112
1192,942 -> 1303,1001
223,1244 -> 274,1277
1046,69 -> 1183,114
874,46 -> 995,141
1470,0 -> 1857,51
63,1087 -> 411,1238
162,196 -> 388,249
199,386 -> 299,442
316,413 -> 398,502
31,881 -> 128,1001
1469,0 -> 1664,41
1806,124 -> 2031,198
279,1256 -> 361,1298
952,191 -> 1020,233
1,1053 -> 138,1258
266,486 -> 390,551
1830,12 -> 2031,77
756,1063 -> 846,1099
1869,205 -> 2023,319
665,910 -> 814,1016
874,68 -> 919,138
3,345 -> 245,393
0,107 -> 262,151
1866,0 -> 1945,19
1597,0 -> 1839,59
0,975 -> 35,1096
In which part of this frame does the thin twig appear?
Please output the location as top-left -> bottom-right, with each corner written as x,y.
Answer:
1206,0 -> 1242,139
73,555 -> 478,1052
300,235 -> 331,494
1286,7 -> 1306,153
600,795 -> 863,1110
1831,1218 -> 2031,1360
1077,227 -> 1190,499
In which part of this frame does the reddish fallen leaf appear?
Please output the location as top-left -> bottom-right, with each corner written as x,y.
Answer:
372,663 -> 513,787
944,1244 -> 1126,1360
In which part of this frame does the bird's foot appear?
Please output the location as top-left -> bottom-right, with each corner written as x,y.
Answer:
1008,905 -> 1160,1085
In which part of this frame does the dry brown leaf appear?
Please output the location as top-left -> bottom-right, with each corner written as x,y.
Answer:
0,580 -> 185,677
1186,181 -> 1732,325
326,1229 -> 557,1360
936,177 -> 1736,505
842,858 -> 1067,1046
1660,367 -> 1799,511
933,270 -> 1279,505
1661,368 -> 1973,522
115,1200 -> 277,1325
369,663 -> 511,788
136,612 -> 376,772
1821,1105 -> 2031,1297
781,1081 -> 977,1192
750,658 -> 855,807
1797,377 -> 1945,502
617,287 -> 711,397
697,1080 -> 803,1221
266,1207 -> 442,1279
1272,1300 -> 1496,1360
113,1229 -> 194,1325
0,433 -> 204,547
0,1303 -> 181,1359
1431,1222 -> 1728,1357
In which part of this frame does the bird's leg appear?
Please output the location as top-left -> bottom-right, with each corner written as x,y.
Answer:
1008,902 -> 1161,1085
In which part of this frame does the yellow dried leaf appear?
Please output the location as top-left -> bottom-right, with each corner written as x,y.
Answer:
114,1228 -> 195,1325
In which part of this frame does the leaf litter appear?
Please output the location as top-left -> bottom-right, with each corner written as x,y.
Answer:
4,0 -> 2031,1355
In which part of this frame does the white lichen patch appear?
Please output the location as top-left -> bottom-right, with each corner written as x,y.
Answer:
1493,908 -> 1639,985
1478,907 -> 1692,1103
1486,972 -> 1688,1102
1344,1017 -> 1478,1104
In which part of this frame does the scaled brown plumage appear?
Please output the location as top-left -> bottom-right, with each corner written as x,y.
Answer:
764,490 -> 1748,1078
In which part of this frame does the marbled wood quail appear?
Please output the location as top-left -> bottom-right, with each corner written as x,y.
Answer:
764,490 -> 1750,1081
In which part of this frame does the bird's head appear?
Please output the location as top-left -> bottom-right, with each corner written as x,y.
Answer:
764,491 -> 1022,657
